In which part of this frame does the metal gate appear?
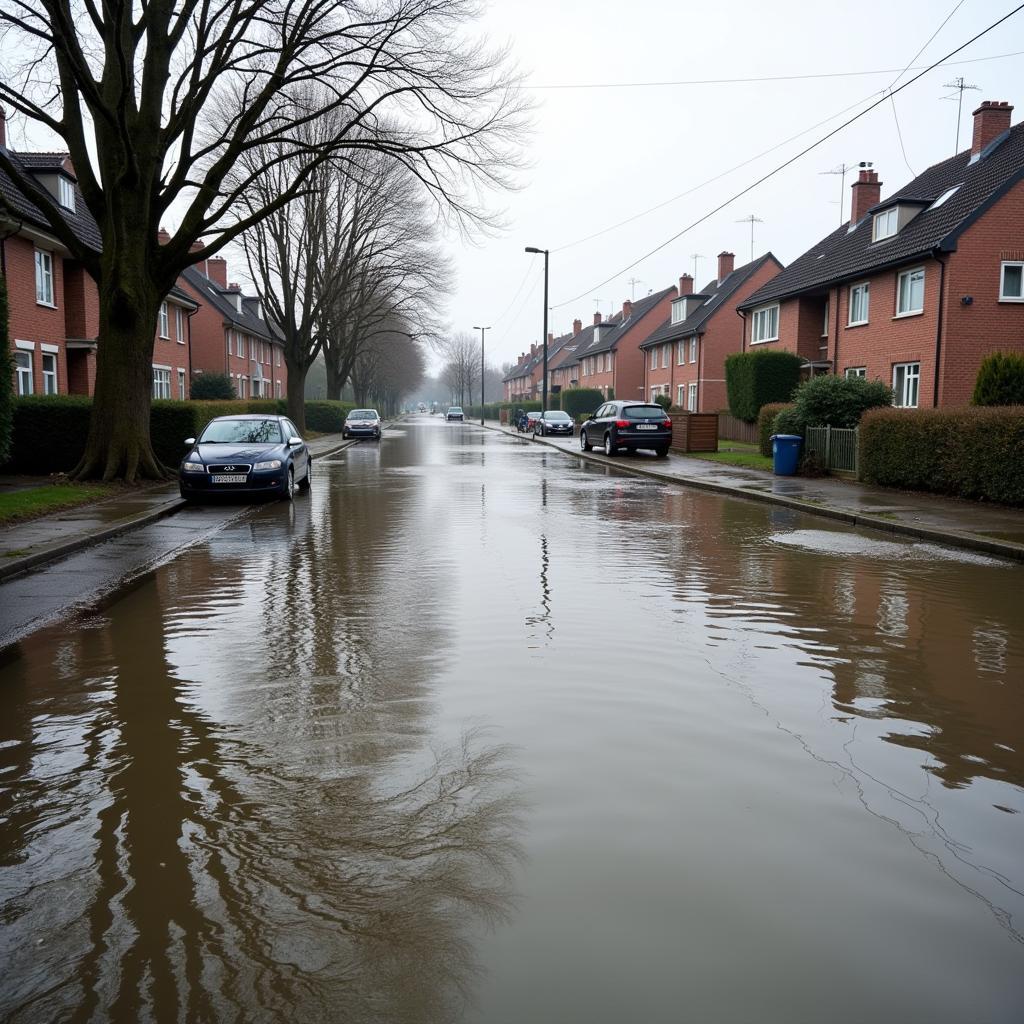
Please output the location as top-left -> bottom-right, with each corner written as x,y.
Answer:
805,426 -> 859,475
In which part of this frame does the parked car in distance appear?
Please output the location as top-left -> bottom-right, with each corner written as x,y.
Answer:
579,401 -> 673,457
343,408 -> 382,440
446,406 -> 465,421
534,410 -> 574,437
179,415 -> 311,501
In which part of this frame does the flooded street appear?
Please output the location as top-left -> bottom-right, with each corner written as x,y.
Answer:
2,416 -> 1022,1022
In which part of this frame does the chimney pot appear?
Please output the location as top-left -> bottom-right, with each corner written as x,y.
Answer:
573,318 -> 582,336
678,274 -> 694,296
717,251 -> 735,282
228,282 -> 242,292
593,312 -> 602,326
850,168 -> 882,225
971,100 -> 1013,158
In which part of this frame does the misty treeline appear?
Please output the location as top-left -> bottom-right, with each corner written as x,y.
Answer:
0,0 -> 529,479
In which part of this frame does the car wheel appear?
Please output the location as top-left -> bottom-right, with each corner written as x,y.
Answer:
604,433 -> 617,457
655,446 -> 669,458
298,459 -> 312,490
281,467 -> 295,501
580,430 -> 591,452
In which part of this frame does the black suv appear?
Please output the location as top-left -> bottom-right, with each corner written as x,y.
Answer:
579,401 -> 672,457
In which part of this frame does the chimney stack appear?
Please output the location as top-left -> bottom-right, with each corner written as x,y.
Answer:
206,256 -> 228,288
972,100 -> 1013,159
573,318 -> 582,336
850,167 -> 881,225
622,299 -> 633,320
547,332 -> 554,345
678,274 -> 693,296
531,343 -> 538,356
717,251 -> 735,282
593,311 -> 602,326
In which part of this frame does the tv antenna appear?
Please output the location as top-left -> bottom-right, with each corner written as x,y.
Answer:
942,77 -> 981,155
820,162 -> 857,226
627,277 -> 646,300
735,215 -> 763,263
689,254 -> 705,282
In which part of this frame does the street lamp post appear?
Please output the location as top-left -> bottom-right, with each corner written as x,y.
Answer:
524,246 -> 549,412
473,325 -> 490,425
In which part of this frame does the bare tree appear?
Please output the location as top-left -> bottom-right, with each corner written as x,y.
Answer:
350,328 -> 424,415
439,332 -> 480,408
0,0 -> 528,480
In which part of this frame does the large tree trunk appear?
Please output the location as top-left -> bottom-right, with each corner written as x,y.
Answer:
324,349 -> 346,401
71,268 -> 167,483
285,359 -> 308,435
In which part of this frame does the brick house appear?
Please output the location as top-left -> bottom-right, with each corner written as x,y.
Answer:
641,252 -> 783,410
1,122 -> 197,400
738,100 -> 1024,408
548,320 -> 585,395
502,331 -> 574,404
181,263 -> 286,399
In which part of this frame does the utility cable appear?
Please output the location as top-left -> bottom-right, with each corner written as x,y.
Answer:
550,3 -> 1024,310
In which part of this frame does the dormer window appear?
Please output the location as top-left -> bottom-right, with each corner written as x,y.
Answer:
58,176 -> 76,211
670,298 -> 686,325
872,207 -> 898,241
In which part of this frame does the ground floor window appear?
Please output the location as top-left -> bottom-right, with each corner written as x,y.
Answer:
15,351 -> 33,395
275,380 -> 283,398
688,382 -> 698,411
152,366 -> 171,399
178,369 -> 187,399
651,387 -> 659,402
677,384 -> 685,407
892,362 -> 920,408
238,376 -> 248,398
42,352 -> 58,394
845,367 -> 866,378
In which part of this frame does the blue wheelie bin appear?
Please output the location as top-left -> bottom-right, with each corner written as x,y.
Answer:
771,434 -> 802,476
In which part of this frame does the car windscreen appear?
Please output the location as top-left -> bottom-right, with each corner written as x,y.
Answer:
199,419 -> 283,444
623,405 -> 667,420
348,410 -> 377,419
544,411 -> 571,420
449,408 -> 463,413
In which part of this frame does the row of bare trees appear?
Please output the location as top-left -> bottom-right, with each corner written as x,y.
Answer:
0,0 -> 528,480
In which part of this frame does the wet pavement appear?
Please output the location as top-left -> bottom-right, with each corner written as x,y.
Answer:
1,416 -> 1022,1022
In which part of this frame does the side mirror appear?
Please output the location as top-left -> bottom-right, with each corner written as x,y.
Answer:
184,437 -> 196,446
288,436 -> 303,446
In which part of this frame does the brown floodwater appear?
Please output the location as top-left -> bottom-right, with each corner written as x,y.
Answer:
1,417 -> 1022,1022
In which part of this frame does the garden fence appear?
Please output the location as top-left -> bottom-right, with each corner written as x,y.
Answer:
805,425 -> 859,476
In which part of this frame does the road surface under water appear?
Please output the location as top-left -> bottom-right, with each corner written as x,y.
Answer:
1,417 -> 1022,1023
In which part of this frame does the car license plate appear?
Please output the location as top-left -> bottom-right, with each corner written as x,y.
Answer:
212,474 -> 247,483
637,424 -> 656,430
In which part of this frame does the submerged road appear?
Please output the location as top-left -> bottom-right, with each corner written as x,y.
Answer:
1,416 -> 1022,1022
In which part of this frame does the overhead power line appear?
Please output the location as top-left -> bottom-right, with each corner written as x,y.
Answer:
550,4 -> 1024,311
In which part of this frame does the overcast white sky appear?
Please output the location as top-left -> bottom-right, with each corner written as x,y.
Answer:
450,0 -> 1024,369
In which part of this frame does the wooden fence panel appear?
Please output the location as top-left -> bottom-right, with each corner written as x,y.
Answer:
717,413 -> 759,445
669,412 -> 719,452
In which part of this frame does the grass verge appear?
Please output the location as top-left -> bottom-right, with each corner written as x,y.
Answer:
0,484 -> 113,525
689,449 -> 774,471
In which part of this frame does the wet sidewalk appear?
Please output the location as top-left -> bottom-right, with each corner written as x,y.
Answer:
485,421 -> 1024,561
0,433 -> 356,580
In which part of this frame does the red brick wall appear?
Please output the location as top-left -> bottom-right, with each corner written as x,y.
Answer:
643,340 -> 674,399
613,291 -> 676,401
63,261 -> 100,340
940,177 -> 1024,405
183,276 -> 229,379
153,296 -> 192,398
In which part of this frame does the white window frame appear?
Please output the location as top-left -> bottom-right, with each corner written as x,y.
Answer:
999,261 -> 1024,302
651,387 -> 659,402
14,349 -> 34,395
872,207 -> 898,241
34,249 -> 55,306
670,299 -> 686,325
152,365 -> 172,400
677,384 -> 685,407
676,340 -> 685,365
687,382 -> 698,411
41,351 -> 58,394
845,367 -> 867,378
178,368 -> 187,399
892,362 -> 920,408
661,344 -> 670,369
605,352 -> 612,372
895,267 -> 925,317
822,300 -> 829,338
848,283 -> 870,326
175,306 -> 185,343
649,348 -> 657,371
275,381 -> 282,398
158,302 -> 170,339
58,176 -> 76,211
750,304 -> 779,344
688,337 -> 697,364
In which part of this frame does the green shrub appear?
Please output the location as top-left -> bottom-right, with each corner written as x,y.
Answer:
304,400 -> 354,432
784,373 -> 893,433
725,350 -> 804,422
560,388 -> 605,419
758,402 -> 794,456
189,372 -> 236,400
860,406 -> 1024,505
653,394 -> 671,410
3,396 -> 93,473
0,276 -> 13,465
773,407 -> 804,436
972,351 -> 1024,406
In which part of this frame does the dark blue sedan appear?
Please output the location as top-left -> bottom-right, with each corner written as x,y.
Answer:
179,414 -> 311,502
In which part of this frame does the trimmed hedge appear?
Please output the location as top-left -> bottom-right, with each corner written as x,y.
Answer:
560,388 -> 604,419
859,406 -> 1024,505
725,350 -> 803,422
3,397 -> 352,475
757,402 -> 794,457
0,276 -> 13,465
972,351 -> 1024,406
189,372 -> 236,400
784,373 -> 893,433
